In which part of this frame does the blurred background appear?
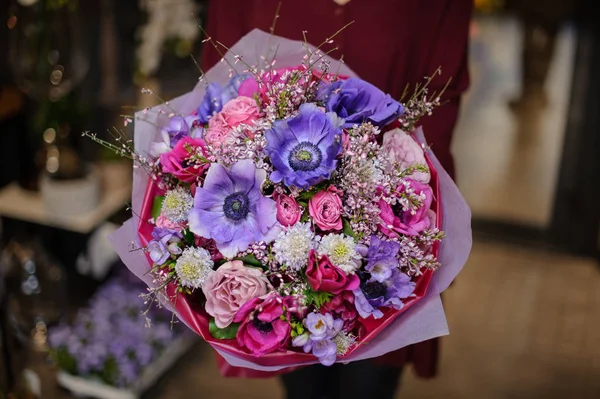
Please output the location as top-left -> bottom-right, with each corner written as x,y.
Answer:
0,0 -> 598,398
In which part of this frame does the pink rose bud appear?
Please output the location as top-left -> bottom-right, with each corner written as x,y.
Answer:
305,250 -> 360,295
274,192 -> 301,227
308,186 -> 343,231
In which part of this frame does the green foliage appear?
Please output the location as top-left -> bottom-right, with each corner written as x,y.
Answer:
303,288 -> 333,309
151,196 -> 165,219
342,218 -> 357,240
50,347 -> 77,375
234,253 -> 266,269
182,229 -> 195,246
209,318 -> 240,340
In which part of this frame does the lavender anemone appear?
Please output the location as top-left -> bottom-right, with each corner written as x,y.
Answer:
265,103 -> 343,189
353,269 -> 416,319
188,159 -> 279,258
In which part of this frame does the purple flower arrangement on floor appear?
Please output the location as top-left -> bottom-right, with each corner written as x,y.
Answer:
48,273 -> 189,387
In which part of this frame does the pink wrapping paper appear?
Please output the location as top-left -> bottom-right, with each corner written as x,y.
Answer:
108,29 -> 472,372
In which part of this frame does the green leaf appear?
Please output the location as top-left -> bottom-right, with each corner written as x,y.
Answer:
151,196 -> 165,219
342,219 -> 357,239
209,318 -> 240,340
183,229 -> 195,245
303,288 -> 333,309
234,254 -> 265,269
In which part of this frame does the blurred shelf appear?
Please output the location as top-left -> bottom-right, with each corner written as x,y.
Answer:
0,162 -> 131,234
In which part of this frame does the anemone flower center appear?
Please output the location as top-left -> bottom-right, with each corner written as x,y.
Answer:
253,318 -> 274,333
288,142 -> 322,172
361,281 -> 388,300
223,192 -> 250,221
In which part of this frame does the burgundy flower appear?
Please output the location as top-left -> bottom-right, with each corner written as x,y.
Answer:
233,293 -> 300,356
306,250 -> 360,295
194,236 -> 224,263
321,291 -> 358,332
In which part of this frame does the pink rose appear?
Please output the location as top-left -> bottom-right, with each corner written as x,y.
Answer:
234,293 -> 300,356
159,137 -> 209,183
305,250 -> 360,294
204,97 -> 260,145
155,215 -> 185,231
378,179 -> 433,237
308,186 -> 343,231
381,128 -> 430,183
202,260 -> 271,328
274,192 -> 301,227
321,291 -> 358,331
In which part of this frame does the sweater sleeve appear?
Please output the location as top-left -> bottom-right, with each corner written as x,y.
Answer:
417,0 -> 472,180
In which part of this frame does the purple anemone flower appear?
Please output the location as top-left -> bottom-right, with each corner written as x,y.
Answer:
318,78 -> 404,128
188,159 -> 279,258
197,74 -> 247,123
265,103 -> 342,189
353,269 -> 415,319
364,236 -> 400,282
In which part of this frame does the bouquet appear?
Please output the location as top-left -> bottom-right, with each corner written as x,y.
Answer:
102,28 -> 471,373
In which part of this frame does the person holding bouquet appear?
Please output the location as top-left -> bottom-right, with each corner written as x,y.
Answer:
200,1 -> 472,398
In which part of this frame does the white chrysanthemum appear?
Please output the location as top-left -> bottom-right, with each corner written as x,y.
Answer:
272,223 -> 316,271
334,332 -> 357,356
174,247 -> 213,289
161,187 -> 193,222
318,234 -> 361,274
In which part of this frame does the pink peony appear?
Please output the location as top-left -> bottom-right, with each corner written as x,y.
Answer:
381,128 -> 430,183
155,215 -> 185,231
202,261 -> 271,328
204,97 -> 260,145
274,192 -> 301,227
308,186 -> 343,231
321,291 -> 358,332
378,179 -> 433,237
306,250 -> 360,294
233,293 -> 300,356
159,137 -> 209,183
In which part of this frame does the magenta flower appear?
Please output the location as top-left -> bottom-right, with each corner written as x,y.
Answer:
233,293 -> 300,356
159,137 -> 210,183
378,179 -> 433,237
188,159 -> 279,258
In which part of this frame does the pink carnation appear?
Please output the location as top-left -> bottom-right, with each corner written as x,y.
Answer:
155,215 -> 185,231
202,260 -> 271,328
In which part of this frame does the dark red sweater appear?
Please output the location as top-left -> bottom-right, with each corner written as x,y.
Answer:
201,0 -> 472,377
